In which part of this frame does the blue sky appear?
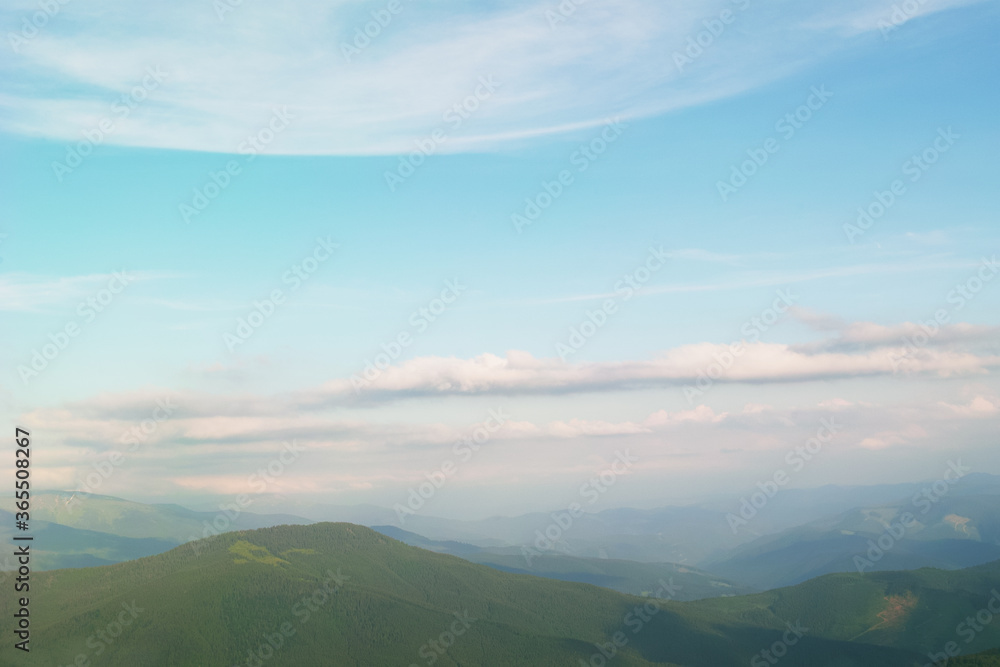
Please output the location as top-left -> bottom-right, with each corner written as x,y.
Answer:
1,0 -> 998,518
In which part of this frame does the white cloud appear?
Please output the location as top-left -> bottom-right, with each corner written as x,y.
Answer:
644,405 -> 726,426
32,315 -> 999,421
325,340 -> 998,402
940,395 -> 1000,417
1,0 -> 988,154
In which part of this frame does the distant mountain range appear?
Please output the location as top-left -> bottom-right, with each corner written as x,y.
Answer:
0,491 -> 312,571
371,524 -> 755,600
704,491 -> 1000,589
7,522 -> 1000,665
8,473 -> 1000,600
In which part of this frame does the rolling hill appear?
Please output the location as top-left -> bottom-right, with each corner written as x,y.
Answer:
7,522 -> 1000,665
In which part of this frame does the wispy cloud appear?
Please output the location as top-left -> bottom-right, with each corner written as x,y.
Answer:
537,255 -> 988,304
1,0 -> 988,154
0,270 -> 177,312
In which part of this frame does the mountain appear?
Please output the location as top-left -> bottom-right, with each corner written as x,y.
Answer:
18,473 -> 1000,586
356,475 -> 1000,567
190,496 -> 402,526
696,473 -> 1000,535
373,524 -> 755,600
173,474 -> 1000,559
26,472 -> 999,574
7,522 -> 1000,665
370,524 -> 485,555
0,492 -> 315,571
0,509 -> 179,570
706,492 -> 1000,589
6,491 -> 313,542
391,504 -> 760,563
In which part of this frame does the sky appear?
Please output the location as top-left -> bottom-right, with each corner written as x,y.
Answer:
1,0 -> 998,520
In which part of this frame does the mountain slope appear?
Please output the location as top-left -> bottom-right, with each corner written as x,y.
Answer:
8,523 -> 1000,665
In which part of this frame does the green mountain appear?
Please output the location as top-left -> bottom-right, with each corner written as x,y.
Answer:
7,522 -> 1000,665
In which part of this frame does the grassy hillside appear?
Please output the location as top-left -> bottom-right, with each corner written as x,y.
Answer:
7,522 -> 1000,665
